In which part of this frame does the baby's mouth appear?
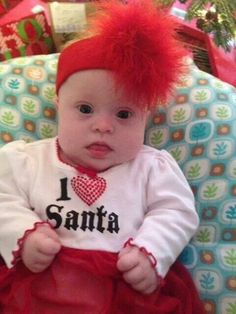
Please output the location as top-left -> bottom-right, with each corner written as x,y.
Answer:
87,143 -> 112,157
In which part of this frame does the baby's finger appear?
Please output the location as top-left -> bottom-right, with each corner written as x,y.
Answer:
117,252 -> 139,272
37,236 -> 61,255
131,278 -> 157,294
32,250 -> 56,264
122,265 -> 145,285
38,225 -> 61,243
28,258 -> 54,273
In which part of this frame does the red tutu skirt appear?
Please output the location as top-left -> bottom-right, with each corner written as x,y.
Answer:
0,247 -> 205,314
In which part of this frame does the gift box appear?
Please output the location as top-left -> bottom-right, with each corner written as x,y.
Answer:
0,11 -> 56,61
0,0 -> 8,8
0,0 -> 7,15
48,1 -> 95,51
0,0 -> 21,15
0,4 -> 7,15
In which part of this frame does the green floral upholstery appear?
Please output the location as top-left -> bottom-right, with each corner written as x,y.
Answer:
145,58 -> 236,314
0,54 -> 236,314
0,54 -> 58,146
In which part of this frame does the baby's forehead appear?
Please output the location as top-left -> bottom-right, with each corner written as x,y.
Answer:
60,69 -> 148,112
60,70 -> 123,98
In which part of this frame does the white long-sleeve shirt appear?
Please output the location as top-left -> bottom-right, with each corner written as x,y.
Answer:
0,137 -> 199,277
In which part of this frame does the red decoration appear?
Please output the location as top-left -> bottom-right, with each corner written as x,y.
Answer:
0,11 -> 55,61
56,0 -> 189,108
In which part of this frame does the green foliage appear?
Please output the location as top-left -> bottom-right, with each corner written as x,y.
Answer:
216,106 -> 230,119
194,90 -> 208,102
43,87 -> 55,102
184,0 -> 236,52
150,130 -> 163,146
1,111 -> 14,126
173,108 -> 187,122
233,168 -> 236,176
196,228 -> 211,243
214,80 -> 224,88
223,249 -> 236,266
170,146 -> 182,162
23,100 -> 36,114
187,163 -> 201,179
155,0 -> 235,51
40,124 -> 54,138
226,302 -> 236,314
203,183 -> 218,198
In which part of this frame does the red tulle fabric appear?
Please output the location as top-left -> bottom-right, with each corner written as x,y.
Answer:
0,248 -> 205,314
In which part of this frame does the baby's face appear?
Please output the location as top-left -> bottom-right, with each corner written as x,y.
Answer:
57,70 -> 149,171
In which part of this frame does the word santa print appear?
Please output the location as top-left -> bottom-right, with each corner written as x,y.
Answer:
46,177 -> 120,233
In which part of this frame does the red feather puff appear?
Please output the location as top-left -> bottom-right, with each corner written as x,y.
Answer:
56,0 -> 188,109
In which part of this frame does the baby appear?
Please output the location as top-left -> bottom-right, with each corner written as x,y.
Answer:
0,1 -> 205,313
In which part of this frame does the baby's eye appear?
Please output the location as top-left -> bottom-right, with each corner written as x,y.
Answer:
78,104 -> 93,114
116,110 -> 133,119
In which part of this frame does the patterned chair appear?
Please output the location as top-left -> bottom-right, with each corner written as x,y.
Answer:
0,54 -> 236,314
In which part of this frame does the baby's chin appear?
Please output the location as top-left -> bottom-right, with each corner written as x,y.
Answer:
85,161 -> 116,173
83,159 -> 124,173
69,154 -> 135,172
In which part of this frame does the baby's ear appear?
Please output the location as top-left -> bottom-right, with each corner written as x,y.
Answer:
55,97 -> 59,109
144,109 -> 153,127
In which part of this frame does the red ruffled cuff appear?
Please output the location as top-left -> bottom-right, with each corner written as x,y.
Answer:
124,238 -> 164,288
11,221 -> 53,266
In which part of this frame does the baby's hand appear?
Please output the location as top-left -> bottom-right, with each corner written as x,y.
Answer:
117,246 -> 158,294
21,224 -> 61,273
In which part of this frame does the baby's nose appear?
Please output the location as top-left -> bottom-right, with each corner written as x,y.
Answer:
92,115 -> 114,133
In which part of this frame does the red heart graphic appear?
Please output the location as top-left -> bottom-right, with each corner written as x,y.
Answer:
71,175 -> 106,205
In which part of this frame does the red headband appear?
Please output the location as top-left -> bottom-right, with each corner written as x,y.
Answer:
56,0 -> 187,108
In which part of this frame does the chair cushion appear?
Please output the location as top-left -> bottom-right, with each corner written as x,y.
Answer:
1,53 -> 236,314
145,57 -> 236,314
0,53 -> 58,147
